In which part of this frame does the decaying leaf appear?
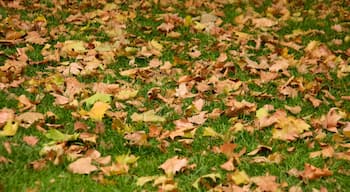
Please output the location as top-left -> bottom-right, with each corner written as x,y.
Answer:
159,156 -> 188,176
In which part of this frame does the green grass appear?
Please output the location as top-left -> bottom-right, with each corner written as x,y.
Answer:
1,1 -> 350,192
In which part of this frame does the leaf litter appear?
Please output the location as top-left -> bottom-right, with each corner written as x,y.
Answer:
0,0 -> 350,191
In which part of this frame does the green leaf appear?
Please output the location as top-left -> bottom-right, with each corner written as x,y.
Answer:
45,129 -> 79,142
82,93 -> 112,107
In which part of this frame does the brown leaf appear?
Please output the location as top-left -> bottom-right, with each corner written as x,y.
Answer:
219,142 -> 237,158
16,112 -> 45,128
0,156 -> 13,164
322,108 -> 343,133
25,31 -> 47,44
23,136 -> 39,146
220,158 -> 235,171
284,105 -> 302,114
3,141 -> 12,154
68,157 -> 98,174
30,159 -> 47,171
251,175 -> 280,192
301,163 -> 332,180
124,131 -> 149,146
0,108 -> 15,127
159,156 -> 188,176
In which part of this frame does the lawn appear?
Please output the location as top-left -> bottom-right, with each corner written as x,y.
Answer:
1,0 -> 350,191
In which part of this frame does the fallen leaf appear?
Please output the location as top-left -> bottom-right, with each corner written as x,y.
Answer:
23,136 -> 39,146
229,170 -> 250,185
68,157 -> 98,174
322,108 -> 343,132
82,93 -> 112,107
284,105 -> 302,114
301,163 -> 332,180
60,40 -> 87,57
220,158 -> 235,171
0,108 -> 15,126
30,159 -> 47,171
159,156 -> 188,176
16,112 -> 44,128
131,110 -> 165,122
272,116 -> 310,141
192,173 -> 221,190
45,129 -> 79,142
136,176 -> 158,186
202,127 -> 223,138
251,175 -> 280,192
124,131 -> 148,146
3,141 -> 11,154
252,18 -> 277,28
0,120 -> 18,136
87,101 -> 110,121
115,89 -> 138,100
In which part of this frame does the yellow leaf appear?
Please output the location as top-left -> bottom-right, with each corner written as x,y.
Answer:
115,154 -> 139,165
88,102 -> 110,121
184,15 -> 192,27
136,176 -> 158,186
192,173 -> 221,190
230,170 -> 250,185
0,120 -> 18,136
256,107 -> 269,119
131,110 -> 165,122
115,89 -> 138,100
272,116 -> 310,141
150,39 -> 163,51
202,127 -> 223,138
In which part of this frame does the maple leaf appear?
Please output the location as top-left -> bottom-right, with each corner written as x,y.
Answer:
159,156 -> 188,176
251,175 -> 280,192
220,158 -> 235,171
322,108 -> 344,132
68,157 -> 98,174
87,101 -> 110,121
131,110 -> 165,122
272,115 -> 310,141
157,22 -> 175,33
25,31 -> 47,44
301,163 -> 332,180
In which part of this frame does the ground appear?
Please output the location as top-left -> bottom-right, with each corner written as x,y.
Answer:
0,0 -> 350,191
